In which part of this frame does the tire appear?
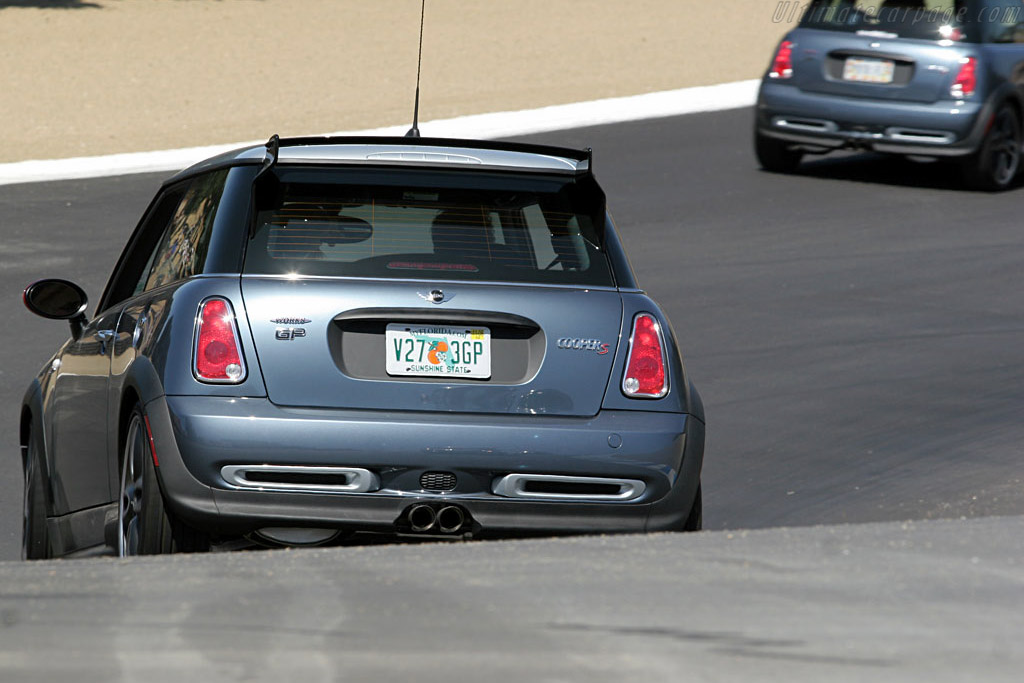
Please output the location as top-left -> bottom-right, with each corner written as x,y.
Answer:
755,130 -> 803,173
22,429 -> 52,560
961,103 -> 1021,191
682,483 -> 703,532
118,405 -> 208,556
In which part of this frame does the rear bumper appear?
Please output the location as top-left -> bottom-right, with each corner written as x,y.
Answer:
146,395 -> 704,536
756,80 -> 991,157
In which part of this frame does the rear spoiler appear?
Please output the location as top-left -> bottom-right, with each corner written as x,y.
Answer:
167,135 -> 594,187
275,135 -> 593,174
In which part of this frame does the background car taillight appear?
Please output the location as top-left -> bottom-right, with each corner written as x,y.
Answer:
622,313 -> 668,399
951,56 -> 977,98
769,40 -> 794,79
194,297 -> 247,383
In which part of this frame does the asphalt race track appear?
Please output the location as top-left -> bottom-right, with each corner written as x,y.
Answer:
1,108 -> 1022,680
0,516 -> 1020,682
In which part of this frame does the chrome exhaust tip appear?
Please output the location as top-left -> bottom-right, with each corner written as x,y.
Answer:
408,504 -> 438,532
436,506 -> 466,534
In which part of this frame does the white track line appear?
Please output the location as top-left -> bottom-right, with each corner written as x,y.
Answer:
0,79 -> 760,186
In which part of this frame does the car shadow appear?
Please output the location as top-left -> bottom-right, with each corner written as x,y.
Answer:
771,151 -> 1024,193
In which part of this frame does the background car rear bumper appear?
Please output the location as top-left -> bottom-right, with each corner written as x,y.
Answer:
146,395 -> 704,536
756,81 -> 990,157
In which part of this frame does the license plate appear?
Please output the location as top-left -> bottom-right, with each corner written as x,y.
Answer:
385,324 -> 491,378
842,57 -> 895,84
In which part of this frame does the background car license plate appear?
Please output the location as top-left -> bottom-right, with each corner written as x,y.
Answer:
842,57 -> 895,83
386,324 -> 491,378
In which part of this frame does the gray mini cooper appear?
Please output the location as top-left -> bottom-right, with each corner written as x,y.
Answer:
20,136 -> 705,558
756,0 -> 1024,190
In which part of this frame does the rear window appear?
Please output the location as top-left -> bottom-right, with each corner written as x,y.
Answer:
799,1 -> 981,42
245,167 -> 614,287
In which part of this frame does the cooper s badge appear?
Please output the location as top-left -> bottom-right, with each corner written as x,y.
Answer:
557,337 -> 611,355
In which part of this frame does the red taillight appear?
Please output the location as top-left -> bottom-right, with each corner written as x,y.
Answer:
622,313 -> 668,399
769,40 -> 794,80
194,297 -> 246,383
951,56 -> 977,98
940,26 -> 965,42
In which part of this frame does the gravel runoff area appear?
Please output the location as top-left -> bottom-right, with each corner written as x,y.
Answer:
0,0 -> 794,163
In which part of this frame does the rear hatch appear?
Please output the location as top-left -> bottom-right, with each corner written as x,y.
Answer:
241,279 -> 621,416
239,162 -> 622,417
788,0 -> 975,103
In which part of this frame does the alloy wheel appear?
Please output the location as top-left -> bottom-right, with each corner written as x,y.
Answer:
990,108 -> 1021,187
22,450 -> 35,560
118,414 -> 146,557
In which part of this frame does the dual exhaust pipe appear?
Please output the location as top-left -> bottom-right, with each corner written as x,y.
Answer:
407,504 -> 468,534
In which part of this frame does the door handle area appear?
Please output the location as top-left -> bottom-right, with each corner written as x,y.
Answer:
95,329 -> 115,354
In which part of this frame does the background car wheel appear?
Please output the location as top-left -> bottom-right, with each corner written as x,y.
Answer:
119,405 -> 208,556
22,429 -> 52,560
755,130 -> 803,173
961,103 -> 1022,191
682,483 -> 703,532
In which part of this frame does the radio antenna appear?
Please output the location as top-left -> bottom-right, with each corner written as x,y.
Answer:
405,0 -> 426,138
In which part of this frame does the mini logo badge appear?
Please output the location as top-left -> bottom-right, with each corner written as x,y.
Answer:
557,338 -> 611,355
418,289 -> 453,304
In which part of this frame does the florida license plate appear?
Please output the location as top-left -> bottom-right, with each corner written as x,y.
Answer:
385,324 -> 491,378
842,57 -> 895,84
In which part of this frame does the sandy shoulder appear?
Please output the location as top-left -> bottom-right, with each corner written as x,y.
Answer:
0,0 -> 795,163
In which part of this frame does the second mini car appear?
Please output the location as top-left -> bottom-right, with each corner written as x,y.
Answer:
756,0 -> 1024,190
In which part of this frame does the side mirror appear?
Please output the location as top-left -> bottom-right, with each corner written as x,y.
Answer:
23,279 -> 89,339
